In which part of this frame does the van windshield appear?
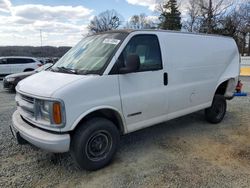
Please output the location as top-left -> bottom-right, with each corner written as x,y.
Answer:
52,33 -> 127,75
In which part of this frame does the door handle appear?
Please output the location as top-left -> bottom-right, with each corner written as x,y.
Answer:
164,72 -> 168,86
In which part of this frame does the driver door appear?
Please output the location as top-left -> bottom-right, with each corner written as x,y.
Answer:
117,34 -> 168,132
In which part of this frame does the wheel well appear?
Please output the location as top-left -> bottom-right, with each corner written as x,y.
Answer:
215,80 -> 229,95
75,109 -> 125,135
24,68 -> 34,72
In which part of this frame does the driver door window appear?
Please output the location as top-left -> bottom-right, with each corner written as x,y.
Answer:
118,34 -> 162,72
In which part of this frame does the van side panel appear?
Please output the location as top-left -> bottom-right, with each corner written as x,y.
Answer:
161,33 -> 239,114
217,40 -> 240,93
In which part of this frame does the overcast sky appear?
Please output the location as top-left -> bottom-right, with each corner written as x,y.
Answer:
0,0 -> 246,46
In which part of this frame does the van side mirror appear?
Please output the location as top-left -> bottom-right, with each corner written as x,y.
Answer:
119,54 -> 140,74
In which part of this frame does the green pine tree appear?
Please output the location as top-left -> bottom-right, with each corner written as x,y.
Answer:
159,0 -> 182,30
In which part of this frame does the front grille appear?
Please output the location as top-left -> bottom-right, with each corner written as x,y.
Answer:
21,94 -> 34,104
15,92 -> 64,130
16,92 -> 35,118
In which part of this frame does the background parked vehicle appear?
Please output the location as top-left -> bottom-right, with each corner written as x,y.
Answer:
37,57 -> 59,65
0,56 -> 42,76
3,63 -> 53,91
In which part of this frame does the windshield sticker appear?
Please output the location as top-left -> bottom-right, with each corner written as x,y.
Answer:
103,39 -> 120,45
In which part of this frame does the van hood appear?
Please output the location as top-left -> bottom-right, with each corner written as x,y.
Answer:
17,71 -> 85,97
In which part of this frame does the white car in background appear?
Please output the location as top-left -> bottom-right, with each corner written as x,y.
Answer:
0,56 -> 42,76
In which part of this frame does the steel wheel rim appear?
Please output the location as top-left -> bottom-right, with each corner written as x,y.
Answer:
85,130 -> 112,162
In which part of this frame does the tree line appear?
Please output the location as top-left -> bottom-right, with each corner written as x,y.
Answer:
88,0 -> 250,56
0,46 -> 71,57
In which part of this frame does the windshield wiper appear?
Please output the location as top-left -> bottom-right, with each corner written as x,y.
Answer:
77,69 -> 101,75
53,66 -> 78,74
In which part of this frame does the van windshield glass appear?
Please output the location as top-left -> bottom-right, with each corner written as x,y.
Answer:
52,33 -> 127,75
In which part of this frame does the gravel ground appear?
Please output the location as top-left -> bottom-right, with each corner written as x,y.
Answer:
0,77 -> 250,188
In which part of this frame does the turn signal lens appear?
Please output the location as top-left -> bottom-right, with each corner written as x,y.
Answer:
53,102 -> 62,124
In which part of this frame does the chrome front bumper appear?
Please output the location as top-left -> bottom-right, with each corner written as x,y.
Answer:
11,110 -> 70,153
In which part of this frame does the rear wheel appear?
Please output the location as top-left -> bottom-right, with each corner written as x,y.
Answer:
205,94 -> 227,124
71,117 -> 120,171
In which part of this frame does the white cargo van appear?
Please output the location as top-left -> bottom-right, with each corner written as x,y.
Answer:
11,30 -> 239,170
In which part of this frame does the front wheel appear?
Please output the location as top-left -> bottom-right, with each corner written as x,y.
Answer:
205,94 -> 227,124
71,118 -> 120,171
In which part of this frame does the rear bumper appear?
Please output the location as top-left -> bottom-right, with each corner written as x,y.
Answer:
11,110 -> 70,153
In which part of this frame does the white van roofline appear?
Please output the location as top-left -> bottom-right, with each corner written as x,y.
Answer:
98,29 -> 233,40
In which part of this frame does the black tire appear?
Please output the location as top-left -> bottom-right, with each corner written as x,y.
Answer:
10,85 -> 16,92
71,117 -> 120,171
205,94 -> 227,124
8,84 -> 16,92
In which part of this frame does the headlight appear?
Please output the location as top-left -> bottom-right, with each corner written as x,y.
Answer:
36,99 -> 65,127
40,100 -> 51,122
6,77 -> 15,82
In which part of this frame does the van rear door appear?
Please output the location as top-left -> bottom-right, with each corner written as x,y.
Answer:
117,34 -> 168,132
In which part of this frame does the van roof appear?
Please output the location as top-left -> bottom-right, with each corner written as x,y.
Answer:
99,29 -> 233,39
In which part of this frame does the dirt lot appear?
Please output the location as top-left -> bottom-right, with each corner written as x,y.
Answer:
0,77 -> 250,188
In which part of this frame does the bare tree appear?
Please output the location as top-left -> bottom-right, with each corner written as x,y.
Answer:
199,0 -> 234,33
183,0 -> 249,55
127,13 -> 156,29
183,0 -> 200,32
183,0 -> 233,34
183,0 -> 230,33
88,10 -> 123,33
248,33 -> 250,56
236,2 -> 250,55
214,2 -> 250,55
